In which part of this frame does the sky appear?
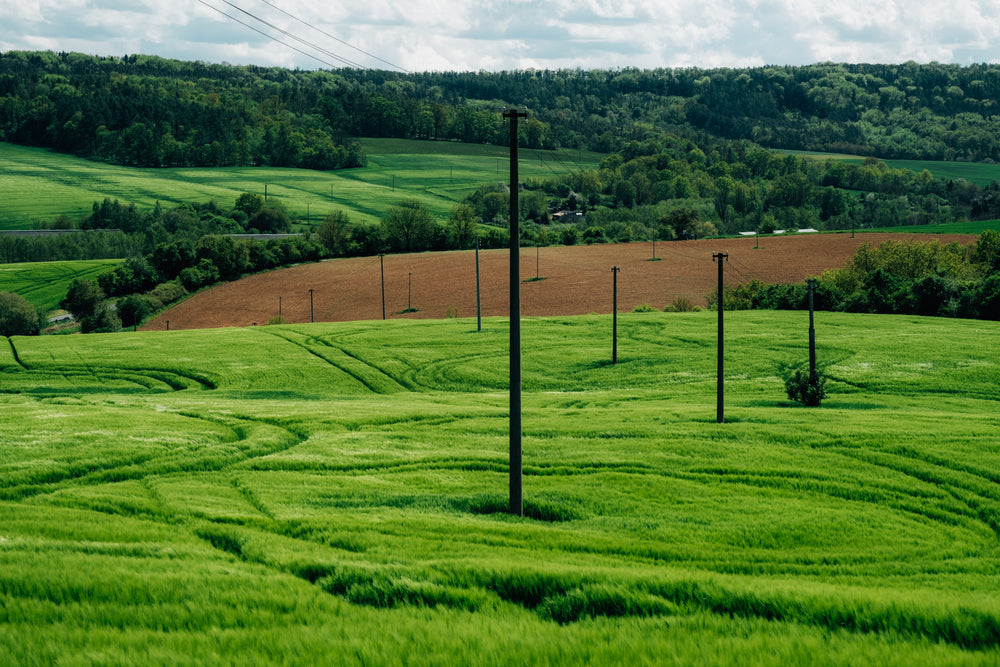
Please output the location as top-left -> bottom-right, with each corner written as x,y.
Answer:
3,0 -> 1000,73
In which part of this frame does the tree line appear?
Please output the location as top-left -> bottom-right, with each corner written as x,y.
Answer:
711,232 -> 1000,321
9,52 -> 1000,167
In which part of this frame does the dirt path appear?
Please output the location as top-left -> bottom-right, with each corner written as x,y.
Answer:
142,233 -> 975,330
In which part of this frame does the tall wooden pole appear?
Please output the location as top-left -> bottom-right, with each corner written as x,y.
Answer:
713,252 -> 728,423
808,278 -> 817,381
379,254 -> 385,321
504,108 -> 527,517
612,266 -> 620,364
475,237 -> 482,332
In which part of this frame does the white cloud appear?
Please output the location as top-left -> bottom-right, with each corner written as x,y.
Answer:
3,0 -> 1000,71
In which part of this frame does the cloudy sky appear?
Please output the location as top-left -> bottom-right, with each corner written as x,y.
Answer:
3,0 -> 1000,73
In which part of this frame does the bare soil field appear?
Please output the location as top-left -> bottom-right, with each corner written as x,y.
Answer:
142,232 -> 976,330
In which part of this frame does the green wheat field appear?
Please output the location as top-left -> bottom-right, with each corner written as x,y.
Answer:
2,310 -> 999,664
0,140 -> 602,229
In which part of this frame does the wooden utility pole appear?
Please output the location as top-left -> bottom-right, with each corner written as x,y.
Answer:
379,254 -> 386,320
475,237 -> 482,332
612,266 -> 620,364
504,108 -> 527,517
713,252 -> 728,423
808,278 -> 817,381
308,289 -> 314,323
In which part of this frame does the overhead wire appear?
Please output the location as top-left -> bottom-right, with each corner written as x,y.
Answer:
207,0 -> 367,69
257,0 -> 409,73
195,0 -> 408,72
194,0 -> 355,70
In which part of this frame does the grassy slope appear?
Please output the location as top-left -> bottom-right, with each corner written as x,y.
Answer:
2,311 -> 1000,664
0,259 -> 120,313
0,140 -> 602,229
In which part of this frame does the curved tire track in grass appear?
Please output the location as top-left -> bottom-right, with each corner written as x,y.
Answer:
260,329 -> 407,394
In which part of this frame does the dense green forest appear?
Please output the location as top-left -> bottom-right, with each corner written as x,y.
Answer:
6,51 -> 1000,166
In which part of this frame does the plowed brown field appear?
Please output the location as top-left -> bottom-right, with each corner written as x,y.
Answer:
142,233 -> 976,331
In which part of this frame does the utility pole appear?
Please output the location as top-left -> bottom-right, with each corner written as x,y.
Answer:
504,107 -> 527,517
612,266 -> 620,364
279,295 -> 282,318
808,278 -> 817,381
713,252 -> 728,423
309,289 -> 314,323
475,237 -> 482,332
408,272 -> 412,311
379,254 -> 386,320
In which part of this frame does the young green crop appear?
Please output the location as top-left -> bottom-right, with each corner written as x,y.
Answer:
2,311 -> 1000,664
0,140 -> 601,228
0,259 -> 120,312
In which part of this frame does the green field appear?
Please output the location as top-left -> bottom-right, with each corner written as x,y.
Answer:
2,311 -> 1000,664
784,149 -> 1000,185
864,220 -> 1000,234
0,258 -> 120,313
0,140 -> 603,230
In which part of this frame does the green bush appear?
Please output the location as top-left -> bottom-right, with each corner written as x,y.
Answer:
785,369 -> 827,407
664,297 -> 699,312
0,292 -> 43,336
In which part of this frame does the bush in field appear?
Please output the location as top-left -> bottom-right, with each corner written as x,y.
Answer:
633,303 -> 657,313
785,369 -> 827,407
664,297 -> 699,312
117,294 -> 155,328
179,258 -> 221,291
266,316 -> 288,325
145,282 -> 188,309
0,292 -> 42,336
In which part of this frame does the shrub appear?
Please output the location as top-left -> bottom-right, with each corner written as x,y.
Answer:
145,281 -> 188,308
0,292 -> 42,336
632,303 -> 657,313
785,369 -> 827,407
664,297 -> 698,312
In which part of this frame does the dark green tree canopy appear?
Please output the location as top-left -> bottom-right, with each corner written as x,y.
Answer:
0,291 -> 42,336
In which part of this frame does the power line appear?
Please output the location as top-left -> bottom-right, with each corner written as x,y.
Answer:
195,0 -> 355,70
212,0 -> 368,69
196,0 -> 408,72
257,0 -> 409,73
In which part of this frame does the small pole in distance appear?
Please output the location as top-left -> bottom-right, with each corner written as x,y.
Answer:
475,237 -> 482,332
309,289 -> 314,323
808,278 -> 817,381
612,266 -> 620,364
379,254 -> 386,321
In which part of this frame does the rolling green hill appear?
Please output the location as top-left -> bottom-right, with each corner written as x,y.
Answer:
2,311 -> 1000,664
0,140 -> 603,230
0,258 -> 120,313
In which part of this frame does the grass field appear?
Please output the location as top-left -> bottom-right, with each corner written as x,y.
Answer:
864,220 -> 1000,234
784,149 -> 1000,185
0,258 -> 119,313
0,140 -> 603,230
2,311 -> 1000,664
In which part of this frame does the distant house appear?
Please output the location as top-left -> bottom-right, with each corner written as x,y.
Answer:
551,210 -> 585,223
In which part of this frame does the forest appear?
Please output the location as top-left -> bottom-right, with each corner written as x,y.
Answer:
6,51 -> 1000,166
